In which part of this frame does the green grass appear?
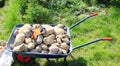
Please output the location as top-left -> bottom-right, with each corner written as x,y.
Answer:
0,0 -> 120,66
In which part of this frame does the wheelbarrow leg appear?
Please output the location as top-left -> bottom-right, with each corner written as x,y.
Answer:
46,58 -> 54,66
64,57 -> 67,66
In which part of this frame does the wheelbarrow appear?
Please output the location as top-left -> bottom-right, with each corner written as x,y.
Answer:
6,13 -> 112,66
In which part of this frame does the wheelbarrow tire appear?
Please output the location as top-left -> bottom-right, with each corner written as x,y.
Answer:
12,53 -> 35,63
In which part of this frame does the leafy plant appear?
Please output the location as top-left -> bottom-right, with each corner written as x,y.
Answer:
24,2 -> 51,23
19,0 -> 28,15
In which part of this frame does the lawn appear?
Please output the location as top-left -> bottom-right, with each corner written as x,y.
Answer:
0,0 -> 120,66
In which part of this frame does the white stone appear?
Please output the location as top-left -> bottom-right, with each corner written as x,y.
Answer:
61,49 -> 67,54
41,44 -> 48,51
41,51 -> 48,54
18,24 -> 32,34
13,44 -> 27,52
54,27 -> 65,35
58,48 -> 63,54
56,38 -> 62,44
62,38 -> 70,44
61,43 -> 69,50
43,34 -> 55,45
56,24 -> 65,28
42,25 -> 54,36
25,38 -> 32,44
52,43 -> 60,47
14,33 -> 25,45
27,42 -> 35,49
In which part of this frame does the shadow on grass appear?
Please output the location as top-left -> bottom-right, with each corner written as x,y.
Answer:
12,54 -> 87,66
12,61 -> 40,66
43,54 -> 87,66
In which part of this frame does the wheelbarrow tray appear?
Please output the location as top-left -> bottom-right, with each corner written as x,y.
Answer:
6,24 -> 73,58
6,13 -> 100,59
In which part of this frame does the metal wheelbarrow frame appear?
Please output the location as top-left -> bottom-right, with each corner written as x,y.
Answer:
6,13 -> 112,66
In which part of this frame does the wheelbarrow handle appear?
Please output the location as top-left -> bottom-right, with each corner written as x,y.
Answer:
73,37 -> 112,50
69,13 -> 98,30
102,38 -> 112,40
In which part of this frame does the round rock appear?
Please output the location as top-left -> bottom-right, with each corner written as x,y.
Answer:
18,24 -> 32,34
43,34 -> 55,45
25,38 -> 32,44
56,24 -> 65,28
61,43 -> 69,51
41,44 -> 48,51
49,45 -> 59,54
42,25 -> 54,36
61,49 -> 67,54
54,27 -> 65,35
35,45 -> 42,52
36,35 -> 43,44
62,38 -> 70,44
13,44 -> 27,52
14,33 -> 25,45
56,38 -> 62,44
27,42 -> 35,50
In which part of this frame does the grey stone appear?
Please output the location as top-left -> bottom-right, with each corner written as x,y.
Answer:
35,45 -> 42,52
49,45 -> 59,54
36,35 -> 43,44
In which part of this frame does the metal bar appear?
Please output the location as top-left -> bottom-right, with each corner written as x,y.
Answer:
64,57 -> 67,66
69,15 -> 91,30
46,58 -> 54,66
56,58 -> 59,63
73,38 -> 102,50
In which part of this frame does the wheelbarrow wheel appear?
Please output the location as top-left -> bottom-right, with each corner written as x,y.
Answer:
12,53 -> 35,63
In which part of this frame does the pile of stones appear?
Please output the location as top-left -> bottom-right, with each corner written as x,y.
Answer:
10,24 -> 70,54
